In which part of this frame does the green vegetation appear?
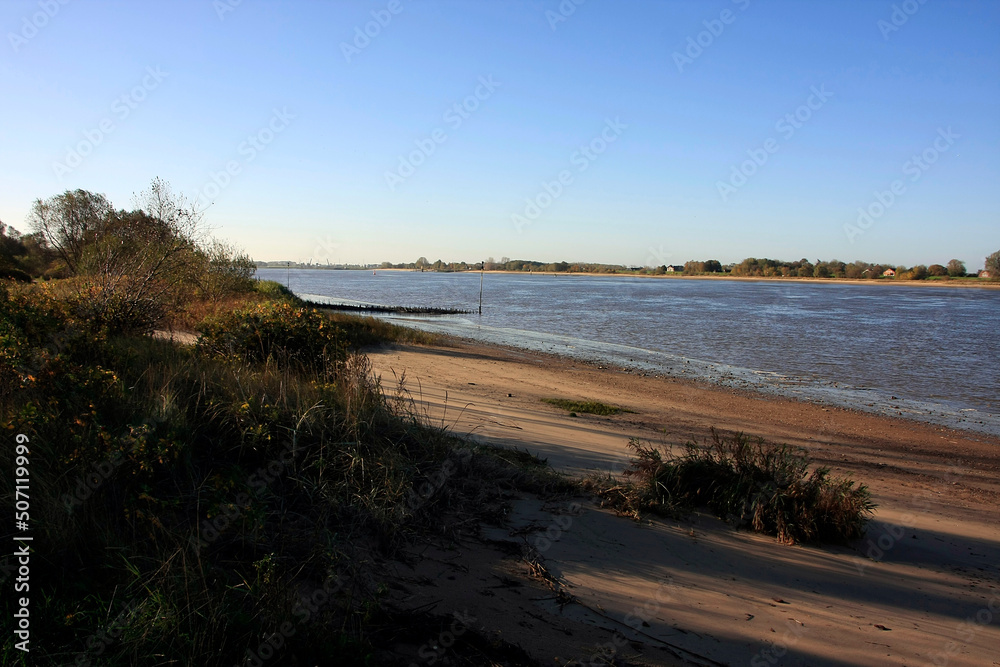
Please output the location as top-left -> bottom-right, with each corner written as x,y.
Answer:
0,280 -> 569,664
986,249 -> 1000,279
350,253 -> 999,281
0,180 -> 565,665
541,398 -> 632,416
587,431 -> 874,545
1,180 -> 256,335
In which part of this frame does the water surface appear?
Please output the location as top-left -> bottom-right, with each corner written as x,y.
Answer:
257,269 -> 1000,436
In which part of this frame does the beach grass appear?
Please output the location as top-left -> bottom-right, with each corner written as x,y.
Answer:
541,397 -> 632,416
587,430 -> 875,544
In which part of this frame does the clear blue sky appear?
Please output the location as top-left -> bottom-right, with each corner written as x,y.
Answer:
2,0 -> 998,268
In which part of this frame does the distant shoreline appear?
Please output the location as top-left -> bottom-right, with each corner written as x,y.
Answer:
261,266 -> 1000,289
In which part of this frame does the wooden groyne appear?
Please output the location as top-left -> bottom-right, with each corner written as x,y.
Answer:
303,300 -> 474,315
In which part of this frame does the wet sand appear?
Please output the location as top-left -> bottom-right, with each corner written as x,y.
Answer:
369,339 -> 1000,666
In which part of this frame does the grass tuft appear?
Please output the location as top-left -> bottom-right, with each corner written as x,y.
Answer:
540,398 -> 632,416
589,430 -> 875,544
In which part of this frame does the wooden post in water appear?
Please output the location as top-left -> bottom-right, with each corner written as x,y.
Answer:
479,262 -> 484,315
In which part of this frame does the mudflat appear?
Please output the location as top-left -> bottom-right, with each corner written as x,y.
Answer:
368,339 -> 1000,666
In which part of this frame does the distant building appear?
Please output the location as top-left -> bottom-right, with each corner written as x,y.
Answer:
665,265 -> 684,273
979,270 -> 992,279
882,268 -> 896,277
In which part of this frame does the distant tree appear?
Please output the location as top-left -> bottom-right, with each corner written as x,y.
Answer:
986,250 -> 1000,278
415,256 -> 429,269
947,259 -> 966,277
797,261 -> 813,278
909,264 -> 928,280
684,260 -> 705,275
813,261 -> 830,278
928,264 -> 948,277
845,261 -> 867,279
703,259 -> 723,273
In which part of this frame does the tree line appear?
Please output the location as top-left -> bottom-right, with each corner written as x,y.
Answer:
379,254 -> 1000,280
726,257 -> 977,280
0,178 -> 255,333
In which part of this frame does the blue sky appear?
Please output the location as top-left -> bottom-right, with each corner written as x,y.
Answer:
2,0 -> 998,268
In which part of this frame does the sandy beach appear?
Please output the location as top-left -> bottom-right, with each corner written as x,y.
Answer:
368,339 -> 1000,666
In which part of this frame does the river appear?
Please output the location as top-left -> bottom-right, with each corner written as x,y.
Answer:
256,268 -> 1000,436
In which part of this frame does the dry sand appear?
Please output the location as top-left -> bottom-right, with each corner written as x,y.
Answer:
368,340 -> 1000,666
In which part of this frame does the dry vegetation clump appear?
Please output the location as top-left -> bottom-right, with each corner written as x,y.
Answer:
587,430 -> 874,544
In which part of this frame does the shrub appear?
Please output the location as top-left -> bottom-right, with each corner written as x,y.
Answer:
253,279 -> 302,304
617,431 -> 874,544
3,282 -> 563,664
197,301 -> 348,372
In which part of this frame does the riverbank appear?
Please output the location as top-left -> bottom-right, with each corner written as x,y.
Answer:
372,267 -> 1000,289
367,337 -> 1000,665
